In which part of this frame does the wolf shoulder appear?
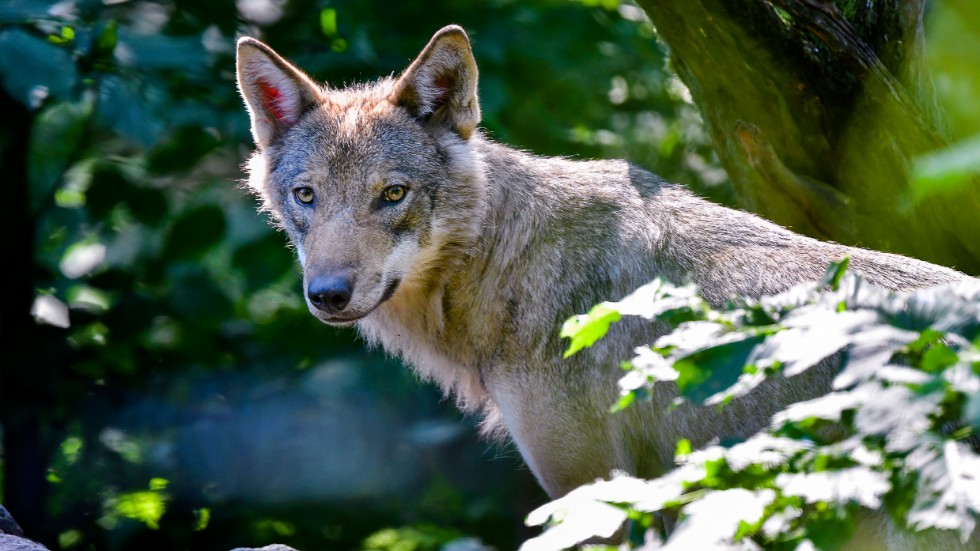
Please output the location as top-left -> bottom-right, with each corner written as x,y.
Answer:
477,141 -> 969,300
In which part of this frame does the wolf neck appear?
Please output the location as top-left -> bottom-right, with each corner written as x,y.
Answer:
359,132 -> 669,417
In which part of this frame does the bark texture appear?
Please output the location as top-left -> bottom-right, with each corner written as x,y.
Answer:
636,0 -> 980,274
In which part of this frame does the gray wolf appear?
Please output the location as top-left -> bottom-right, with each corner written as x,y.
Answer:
235,25 -> 967,506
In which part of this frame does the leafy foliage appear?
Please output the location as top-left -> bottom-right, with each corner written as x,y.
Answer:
526,261 -> 980,549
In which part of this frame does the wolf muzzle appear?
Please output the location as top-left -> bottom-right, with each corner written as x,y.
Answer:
307,272 -> 353,314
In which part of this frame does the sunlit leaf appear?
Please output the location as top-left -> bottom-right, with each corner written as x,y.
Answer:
523,475 -> 649,551
854,384 -> 941,452
148,477 -> 168,491
912,133 -> 980,200
58,529 -> 82,549
561,304 -> 621,358
60,240 -> 106,279
111,490 -> 166,530
320,8 -> 338,36
722,434 -> 808,471
776,467 -> 890,509
906,441 -> 980,540
194,508 -> 210,531
61,436 -> 83,465
675,438 -> 692,458
32,293 -> 70,328
664,489 -> 774,550
772,390 -> 864,426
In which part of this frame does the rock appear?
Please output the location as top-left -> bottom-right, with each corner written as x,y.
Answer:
0,506 -> 23,537
0,506 -> 50,551
0,534 -> 49,551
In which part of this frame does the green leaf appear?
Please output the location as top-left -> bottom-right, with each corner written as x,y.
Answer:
148,477 -> 168,491
821,256 -> 850,291
776,467 -> 890,508
110,482 -> 168,530
906,329 -> 945,354
87,162 -> 169,226
232,233 -> 295,291
194,508 -> 211,531
920,344 -> 959,373
95,19 -> 118,57
48,25 -> 75,44
675,438 -> 692,458
561,303 -> 622,358
320,8 -> 338,37
674,334 -> 765,404
28,100 -> 91,211
162,205 -> 226,260
146,125 -> 221,175
906,441 -> 980,540
912,133 -> 980,200
610,392 -> 636,413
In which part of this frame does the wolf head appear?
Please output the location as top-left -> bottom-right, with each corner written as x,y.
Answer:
236,26 -> 488,325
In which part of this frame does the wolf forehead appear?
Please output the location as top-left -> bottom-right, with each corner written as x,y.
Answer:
264,82 -> 454,185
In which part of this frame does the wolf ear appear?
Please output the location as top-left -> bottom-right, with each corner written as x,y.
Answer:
392,25 -> 480,139
236,37 -> 322,149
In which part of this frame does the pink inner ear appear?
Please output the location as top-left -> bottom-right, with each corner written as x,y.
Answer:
433,72 -> 453,104
257,79 -> 289,123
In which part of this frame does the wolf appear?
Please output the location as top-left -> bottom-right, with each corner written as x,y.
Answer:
235,24 -> 967,516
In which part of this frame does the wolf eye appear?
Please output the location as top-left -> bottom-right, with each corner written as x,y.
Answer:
294,187 -> 315,205
383,185 -> 407,203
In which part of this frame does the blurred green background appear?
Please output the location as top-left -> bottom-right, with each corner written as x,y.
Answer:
0,1 -> 719,549
0,0 -> 976,550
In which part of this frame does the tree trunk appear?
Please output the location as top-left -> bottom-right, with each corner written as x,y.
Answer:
636,0 -> 980,274
0,85 -> 51,543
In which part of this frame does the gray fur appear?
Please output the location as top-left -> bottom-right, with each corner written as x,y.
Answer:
236,24 -> 970,521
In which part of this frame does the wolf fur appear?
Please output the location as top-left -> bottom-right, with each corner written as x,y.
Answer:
235,25 -> 968,506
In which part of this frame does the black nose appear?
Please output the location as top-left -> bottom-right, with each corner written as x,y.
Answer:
307,274 -> 353,314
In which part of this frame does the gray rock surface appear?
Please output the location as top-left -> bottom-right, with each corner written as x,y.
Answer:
0,534 -> 49,551
0,506 -> 23,537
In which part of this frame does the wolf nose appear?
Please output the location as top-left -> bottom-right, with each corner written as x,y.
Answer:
307,274 -> 353,314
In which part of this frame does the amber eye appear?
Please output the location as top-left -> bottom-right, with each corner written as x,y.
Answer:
383,184 -> 407,203
294,187 -> 315,205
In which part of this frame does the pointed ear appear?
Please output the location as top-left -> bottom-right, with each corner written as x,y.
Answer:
236,37 -> 322,149
392,25 -> 480,139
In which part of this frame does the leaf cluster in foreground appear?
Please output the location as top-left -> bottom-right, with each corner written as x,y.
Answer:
527,260 -> 980,550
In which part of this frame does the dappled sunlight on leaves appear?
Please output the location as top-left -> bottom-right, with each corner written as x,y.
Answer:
664,488 -> 773,550
101,479 -> 169,530
523,474 -> 667,551
531,263 -> 980,549
561,304 -> 622,358
776,467 -> 890,509
906,441 -> 980,540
